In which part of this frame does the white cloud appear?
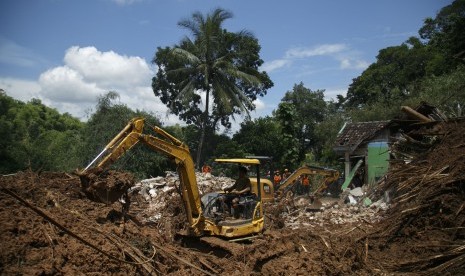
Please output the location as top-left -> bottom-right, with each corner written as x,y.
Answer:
260,59 -> 291,72
285,44 -> 347,59
0,77 -> 41,101
1,46 -> 183,125
64,46 -> 152,89
111,0 -> 143,6
253,98 -> 266,111
38,66 -> 104,102
323,88 -> 347,101
338,57 -> 369,70
263,43 -> 364,73
0,36 -> 47,68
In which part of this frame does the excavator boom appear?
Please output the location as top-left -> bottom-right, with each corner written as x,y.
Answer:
78,117 -> 264,238
78,118 -> 203,235
277,165 -> 340,197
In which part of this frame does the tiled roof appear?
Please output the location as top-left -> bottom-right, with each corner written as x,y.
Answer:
334,121 -> 389,153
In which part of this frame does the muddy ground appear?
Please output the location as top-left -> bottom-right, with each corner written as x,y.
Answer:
1,119 -> 464,275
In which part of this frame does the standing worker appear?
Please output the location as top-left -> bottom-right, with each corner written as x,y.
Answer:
301,174 -> 310,195
282,168 -> 291,180
273,170 -> 282,187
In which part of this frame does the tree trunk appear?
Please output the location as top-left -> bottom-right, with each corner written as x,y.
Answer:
195,88 -> 210,170
196,123 -> 206,170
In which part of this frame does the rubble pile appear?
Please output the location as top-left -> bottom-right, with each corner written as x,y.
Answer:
136,172 -> 233,201
290,201 -> 387,228
129,172 -> 233,224
360,118 -> 465,274
130,170 -> 388,230
280,191 -> 389,229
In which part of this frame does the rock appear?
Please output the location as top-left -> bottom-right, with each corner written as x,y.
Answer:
149,189 -> 157,197
349,187 -> 364,197
348,195 -> 357,204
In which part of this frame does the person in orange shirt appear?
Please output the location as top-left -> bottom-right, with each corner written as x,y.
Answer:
273,170 -> 282,187
301,174 -> 310,195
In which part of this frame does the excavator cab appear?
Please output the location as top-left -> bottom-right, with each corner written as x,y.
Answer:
201,192 -> 258,223
199,159 -> 264,236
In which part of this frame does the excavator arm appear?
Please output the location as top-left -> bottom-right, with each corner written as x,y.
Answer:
79,118 -> 203,235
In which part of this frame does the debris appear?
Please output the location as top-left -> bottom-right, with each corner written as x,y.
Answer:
349,187 -> 364,197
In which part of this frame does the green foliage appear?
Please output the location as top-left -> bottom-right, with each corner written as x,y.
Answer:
213,140 -> 246,160
163,124 -> 200,159
342,0 -> 465,123
419,0 -> 465,69
31,129 -> 83,171
408,65 -> 465,117
274,102 -> 300,168
233,116 -> 283,164
280,83 -> 329,161
313,102 -> 345,167
81,92 -> 168,179
345,40 -> 431,108
346,100 -> 403,122
0,92 -> 84,173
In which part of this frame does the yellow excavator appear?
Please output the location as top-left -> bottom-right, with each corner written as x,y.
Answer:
242,156 -> 340,203
77,117 -> 264,238
274,165 -> 340,199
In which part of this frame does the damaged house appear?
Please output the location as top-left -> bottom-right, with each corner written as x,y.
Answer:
333,102 -> 448,190
333,121 -> 391,189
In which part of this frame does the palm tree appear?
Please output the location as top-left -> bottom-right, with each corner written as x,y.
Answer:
153,8 -> 272,167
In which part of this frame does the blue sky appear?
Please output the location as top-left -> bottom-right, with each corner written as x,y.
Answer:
0,0 -> 451,129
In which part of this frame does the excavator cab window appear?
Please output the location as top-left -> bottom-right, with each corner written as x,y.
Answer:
201,192 -> 259,222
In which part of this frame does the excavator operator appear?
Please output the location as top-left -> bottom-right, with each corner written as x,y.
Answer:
222,166 -> 252,218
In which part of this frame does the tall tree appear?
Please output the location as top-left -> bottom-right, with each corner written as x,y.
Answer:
419,0 -> 465,68
280,83 -> 327,161
233,116 -> 284,161
274,102 -> 300,169
152,8 -> 273,168
344,39 -> 431,108
343,0 -> 465,111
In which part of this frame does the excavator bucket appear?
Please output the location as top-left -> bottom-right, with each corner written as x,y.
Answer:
77,168 -> 134,205
292,195 -> 323,211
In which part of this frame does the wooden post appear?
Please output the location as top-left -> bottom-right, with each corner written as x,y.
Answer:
344,151 -> 350,181
401,106 -> 432,122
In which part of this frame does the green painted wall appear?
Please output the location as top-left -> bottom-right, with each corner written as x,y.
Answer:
367,142 -> 389,184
